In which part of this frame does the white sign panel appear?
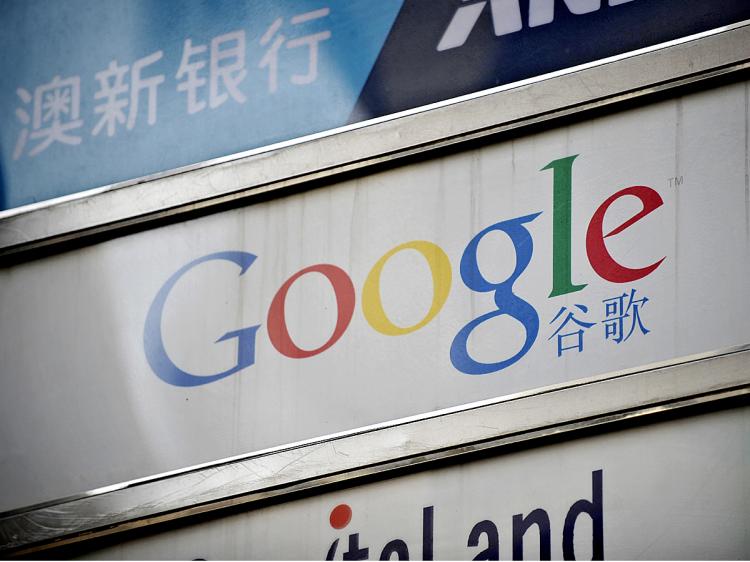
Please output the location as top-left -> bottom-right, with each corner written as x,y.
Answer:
1,82 -> 749,510
73,407 -> 750,560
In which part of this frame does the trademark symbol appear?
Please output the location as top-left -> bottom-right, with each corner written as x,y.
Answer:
668,176 -> 684,188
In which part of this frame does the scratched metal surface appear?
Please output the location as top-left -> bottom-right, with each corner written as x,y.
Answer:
0,22 -> 748,261
69,406 -> 750,560
1,345 -> 748,555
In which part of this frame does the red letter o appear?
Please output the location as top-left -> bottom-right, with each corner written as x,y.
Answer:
267,264 -> 355,358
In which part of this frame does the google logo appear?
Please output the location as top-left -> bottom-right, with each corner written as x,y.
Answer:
144,155 -> 665,386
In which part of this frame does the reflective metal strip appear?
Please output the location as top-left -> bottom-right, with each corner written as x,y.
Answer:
0,22 -> 749,262
1,345 -> 748,555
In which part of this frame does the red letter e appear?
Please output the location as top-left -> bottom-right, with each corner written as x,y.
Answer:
586,186 -> 665,283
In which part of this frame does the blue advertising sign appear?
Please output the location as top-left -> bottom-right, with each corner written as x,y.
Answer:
0,0 -> 402,210
350,0 -> 750,121
0,0 -> 748,210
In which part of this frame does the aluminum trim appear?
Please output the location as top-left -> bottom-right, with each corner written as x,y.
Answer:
1,23 -> 749,260
1,345 -> 748,554
4,343 -> 747,518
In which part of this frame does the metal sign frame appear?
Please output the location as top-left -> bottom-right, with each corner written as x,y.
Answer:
1,346 -> 748,555
0,22 -> 748,262
1,20 -> 749,557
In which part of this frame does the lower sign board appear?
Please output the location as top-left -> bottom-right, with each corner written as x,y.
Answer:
0,81 -> 749,510
69,406 -> 750,559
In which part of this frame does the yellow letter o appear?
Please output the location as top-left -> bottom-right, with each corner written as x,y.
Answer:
362,241 -> 452,335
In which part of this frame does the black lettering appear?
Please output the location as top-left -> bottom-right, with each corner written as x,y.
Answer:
423,506 -> 434,560
512,508 -> 551,560
380,539 -> 409,560
563,470 -> 604,560
326,538 -> 339,561
343,533 -> 369,560
468,519 -> 499,560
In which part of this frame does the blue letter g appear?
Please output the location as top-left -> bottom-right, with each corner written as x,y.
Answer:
451,213 -> 541,375
144,251 -> 260,387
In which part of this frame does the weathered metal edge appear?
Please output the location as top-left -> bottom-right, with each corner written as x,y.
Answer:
2,345 -> 748,555
0,22 -> 748,261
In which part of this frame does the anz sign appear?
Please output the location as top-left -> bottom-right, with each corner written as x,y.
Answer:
437,0 -> 636,51
349,0 -> 750,120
